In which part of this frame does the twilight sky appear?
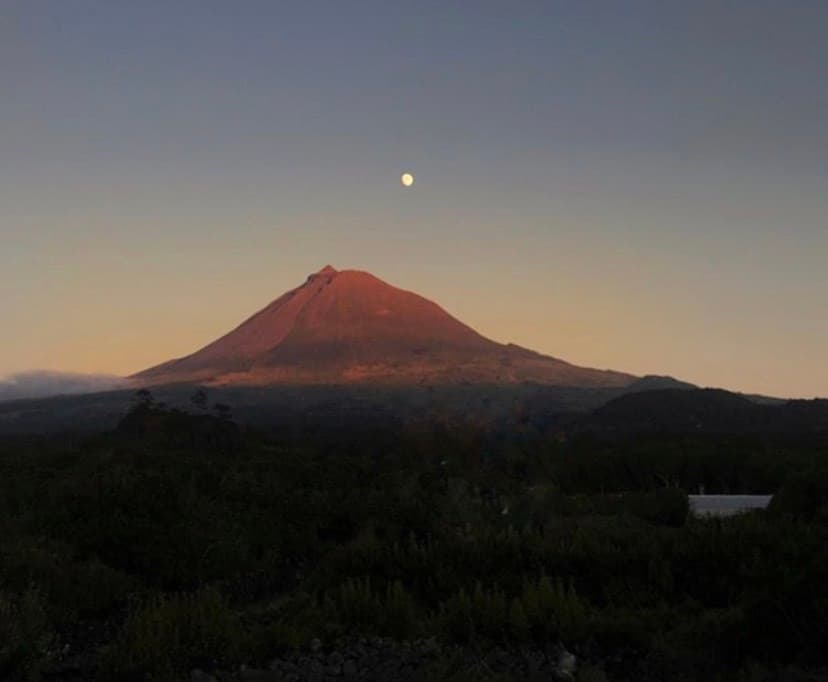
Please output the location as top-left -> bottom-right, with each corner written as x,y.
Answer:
1,1 -> 827,398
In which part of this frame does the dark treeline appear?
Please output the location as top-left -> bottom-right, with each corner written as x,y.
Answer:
0,393 -> 827,681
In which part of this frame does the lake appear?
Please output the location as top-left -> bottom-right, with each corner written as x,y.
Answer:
688,494 -> 773,517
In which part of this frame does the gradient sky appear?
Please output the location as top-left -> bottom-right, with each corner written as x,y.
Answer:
2,1 -> 827,398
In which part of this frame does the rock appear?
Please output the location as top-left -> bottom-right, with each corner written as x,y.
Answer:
310,637 -> 323,652
524,649 -> 544,672
190,669 -> 217,682
556,648 -> 577,679
309,658 -> 324,675
241,641 -> 583,682
270,658 -> 299,674
239,669 -> 278,682
485,647 -> 509,669
421,637 -> 440,655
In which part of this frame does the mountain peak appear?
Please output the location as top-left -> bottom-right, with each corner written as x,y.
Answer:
305,264 -> 339,284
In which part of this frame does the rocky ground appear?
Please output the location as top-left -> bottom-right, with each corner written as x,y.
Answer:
188,637 -> 581,682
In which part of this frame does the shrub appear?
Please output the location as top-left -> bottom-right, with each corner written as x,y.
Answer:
507,597 -> 530,641
769,468 -> 828,521
0,541 -> 133,620
329,576 -> 380,633
99,586 -> 240,679
0,586 -> 55,682
521,575 -> 589,643
438,588 -> 475,643
577,664 -> 609,682
433,577 -> 589,646
382,580 -> 419,639
627,488 -> 689,527
323,577 -> 420,640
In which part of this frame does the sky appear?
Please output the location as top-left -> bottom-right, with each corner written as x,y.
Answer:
1,1 -> 827,398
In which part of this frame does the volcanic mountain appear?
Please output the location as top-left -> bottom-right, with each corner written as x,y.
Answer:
132,266 -> 636,388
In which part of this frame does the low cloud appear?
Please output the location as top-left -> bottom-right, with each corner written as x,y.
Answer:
0,371 -> 127,401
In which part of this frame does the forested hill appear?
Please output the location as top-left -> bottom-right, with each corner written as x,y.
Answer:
578,388 -> 828,436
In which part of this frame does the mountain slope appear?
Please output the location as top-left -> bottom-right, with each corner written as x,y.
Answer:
133,265 -> 636,388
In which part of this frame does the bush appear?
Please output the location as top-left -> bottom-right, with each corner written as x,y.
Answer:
577,664 -> 609,682
327,576 -> 380,634
240,591 -> 325,661
437,588 -> 475,643
627,488 -> 689,527
769,468 -> 828,521
507,598 -> 530,641
521,575 -> 589,643
99,586 -> 240,679
323,577 -> 420,640
0,541 -> 134,620
382,580 -> 419,639
434,576 -> 589,645
0,586 -> 56,682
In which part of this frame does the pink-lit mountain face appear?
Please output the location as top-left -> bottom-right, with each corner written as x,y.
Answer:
132,266 -> 636,388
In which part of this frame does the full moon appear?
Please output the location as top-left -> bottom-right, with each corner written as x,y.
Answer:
401,172 -> 414,187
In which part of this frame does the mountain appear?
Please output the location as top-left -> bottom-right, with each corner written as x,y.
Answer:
132,265 -> 637,388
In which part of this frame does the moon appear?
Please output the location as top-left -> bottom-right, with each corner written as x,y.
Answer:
400,172 -> 414,187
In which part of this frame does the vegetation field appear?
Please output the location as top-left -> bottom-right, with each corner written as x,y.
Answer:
1,391 -> 827,681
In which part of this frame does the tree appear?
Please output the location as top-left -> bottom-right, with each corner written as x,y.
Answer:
190,388 -> 208,412
134,389 -> 154,407
214,403 -> 232,422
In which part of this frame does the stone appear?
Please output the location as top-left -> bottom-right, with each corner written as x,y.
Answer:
557,649 -> 577,679
239,669 -> 278,682
525,649 -> 544,672
190,669 -> 217,682
309,658 -> 324,674
421,637 -> 440,655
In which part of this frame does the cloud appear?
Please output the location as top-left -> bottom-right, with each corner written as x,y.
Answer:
0,371 -> 126,401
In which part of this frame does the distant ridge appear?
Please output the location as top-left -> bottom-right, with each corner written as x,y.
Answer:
133,265 -> 637,388
621,375 -> 697,394
580,388 -> 828,435
0,371 -> 125,401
